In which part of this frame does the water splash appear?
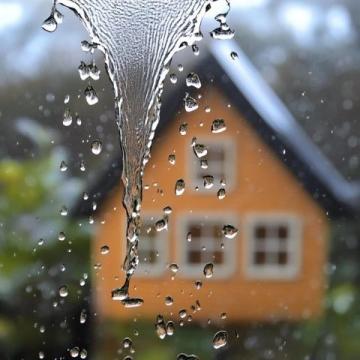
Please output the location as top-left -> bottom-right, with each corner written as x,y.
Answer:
48,0 -> 231,303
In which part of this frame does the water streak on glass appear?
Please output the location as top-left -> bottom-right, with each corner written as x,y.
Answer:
56,0 -> 214,301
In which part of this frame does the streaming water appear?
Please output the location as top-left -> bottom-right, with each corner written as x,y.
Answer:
45,0 -> 232,309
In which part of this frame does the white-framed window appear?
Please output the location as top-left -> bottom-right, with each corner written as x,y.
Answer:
245,214 -> 302,280
187,138 -> 236,193
177,214 -> 237,278
135,214 -> 168,277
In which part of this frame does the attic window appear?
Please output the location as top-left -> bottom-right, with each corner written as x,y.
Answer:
188,138 -> 235,193
136,215 -> 168,277
245,214 -> 301,280
177,215 -> 236,278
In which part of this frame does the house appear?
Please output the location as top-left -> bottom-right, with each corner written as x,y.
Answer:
79,40 -> 360,324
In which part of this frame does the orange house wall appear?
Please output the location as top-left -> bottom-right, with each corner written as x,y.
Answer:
92,87 -> 328,323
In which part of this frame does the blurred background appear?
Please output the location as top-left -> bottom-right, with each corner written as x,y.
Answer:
0,0 -> 359,359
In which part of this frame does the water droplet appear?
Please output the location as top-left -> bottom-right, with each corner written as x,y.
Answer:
54,9 -> 64,24
211,118 -> 226,133
179,123 -> 188,135
89,63 -> 100,80
60,206 -> 68,216
213,330 -> 228,349
169,263 -> 179,273
58,232 -> 66,241
80,309 -> 87,324
39,351 -> 45,359
91,140 -> 102,155
168,154 -> 176,165
70,347 -> 80,358
203,263 -> 214,278
220,312 -> 227,320
84,86 -> 98,106
78,61 -> 90,80
122,297 -> 144,308
175,179 -> 185,196
123,337 -> 133,349
64,94 -> 70,104
155,315 -> 167,340
179,309 -> 187,319
83,192 -> 89,200
184,93 -> 198,112
203,175 -> 214,189
177,354 -> 199,360
81,40 -> 97,53
155,218 -> 167,232
165,296 -> 173,306
200,159 -> 208,169
230,51 -> 238,60
166,321 -> 175,336
38,238 -> 44,246
192,44 -> 200,56
80,160 -> 86,172
178,64 -> 184,72
186,72 -> 201,89
80,349 -> 87,359
42,15 -> 57,32
112,278 -> 129,301
59,285 -> 68,298
63,108 -> 72,127
193,143 -> 207,158
210,24 -> 234,40
100,245 -> 110,255
186,232 -> 192,242
222,224 -> 238,239
163,206 -> 172,214
170,73 -> 178,84
217,188 -> 226,200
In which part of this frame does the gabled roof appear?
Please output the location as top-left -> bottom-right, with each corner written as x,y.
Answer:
75,40 -> 360,218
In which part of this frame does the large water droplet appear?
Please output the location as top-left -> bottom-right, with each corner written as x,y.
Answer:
211,118 -> 226,133
217,188 -> 226,200
203,263 -> 214,278
91,140 -> 102,155
42,15 -> 57,32
222,224 -> 238,239
166,321 -> 175,336
169,263 -> 179,273
165,296 -> 174,306
175,179 -> 185,196
203,175 -> 214,189
186,72 -> 201,89
212,330 -> 228,349
177,354 -> 199,360
70,347 -> 80,358
100,245 -> 110,255
84,86 -> 98,105
63,108 -> 72,127
155,218 -> 167,232
155,315 -> 167,340
184,93 -> 199,112
122,297 -> 144,308
59,285 -> 68,298
193,142 -> 207,158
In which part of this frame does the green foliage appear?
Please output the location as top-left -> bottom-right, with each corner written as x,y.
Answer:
0,121 -> 91,359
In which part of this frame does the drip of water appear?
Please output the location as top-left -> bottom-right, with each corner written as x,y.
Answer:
48,0 -> 231,304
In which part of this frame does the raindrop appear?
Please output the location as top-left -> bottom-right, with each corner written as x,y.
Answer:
58,232 -> 66,241
192,44 -> 200,56
179,123 -> 188,135
63,108 -> 73,127
178,64 -> 184,72
230,51 -> 238,60
222,224 -> 238,239
184,93 -> 198,112
123,337 -> 132,349
91,140 -> 102,155
80,349 -> 87,359
165,296 -> 174,306
179,309 -> 187,319
80,160 -> 86,172
84,86 -> 98,106
163,206 -> 172,214
70,347 -> 80,358
42,15 -> 57,32
155,315 -> 167,340
213,330 -> 228,349
168,154 -> 176,165
155,218 -> 167,232
211,118 -> 226,133
100,245 -> 110,255
186,232 -> 192,242
217,188 -> 226,200
89,63 -> 101,80
78,61 -> 90,80
60,206 -> 68,216
60,161 -> 68,172
59,285 -> 68,298
170,73 -> 178,84
200,159 -> 208,169
112,279 -> 129,301
166,321 -> 175,336
175,179 -> 185,196
54,9 -> 64,24
192,141 -> 207,158
122,298 -> 144,308
169,263 -> 179,273
203,263 -> 214,278
220,312 -> 227,320
64,94 -> 70,104
80,309 -> 87,324
39,351 -> 45,359
83,192 -> 89,200
203,175 -> 214,189
177,354 -> 199,360
186,72 -> 201,89
81,40 -> 97,53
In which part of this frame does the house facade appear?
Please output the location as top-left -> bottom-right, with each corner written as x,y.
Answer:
92,86 -> 328,323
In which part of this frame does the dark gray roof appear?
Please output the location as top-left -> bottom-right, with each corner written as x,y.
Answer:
75,40 -> 360,218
